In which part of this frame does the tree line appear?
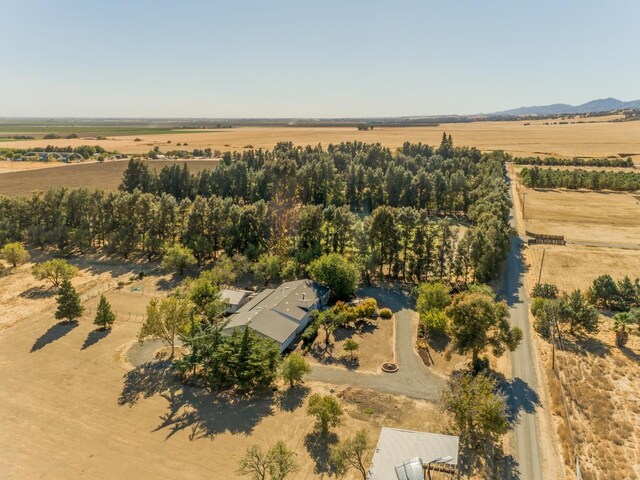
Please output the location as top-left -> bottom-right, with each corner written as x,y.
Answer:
520,167 -> 640,191
0,137 -> 511,284
513,156 -> 634,168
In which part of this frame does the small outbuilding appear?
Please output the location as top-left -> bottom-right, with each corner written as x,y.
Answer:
368,427 -> 460,479
219,288 -> 252,314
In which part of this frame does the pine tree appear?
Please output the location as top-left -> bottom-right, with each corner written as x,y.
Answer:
55,278 -> 84,323
94,295 -> 116,330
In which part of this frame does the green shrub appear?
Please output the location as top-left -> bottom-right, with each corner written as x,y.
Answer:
420,308 -> 449,333
379,308 -> 392,319
301,320 -> 319,345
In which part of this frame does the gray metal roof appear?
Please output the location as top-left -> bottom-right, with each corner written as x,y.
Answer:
224,280 -> 329,345
219,288 -> 252,306
368,428 -> 459,480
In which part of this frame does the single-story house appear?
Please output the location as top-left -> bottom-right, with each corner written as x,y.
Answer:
368,427 -> 459,480
223,279 -> 330,352
219,288 -> 252,314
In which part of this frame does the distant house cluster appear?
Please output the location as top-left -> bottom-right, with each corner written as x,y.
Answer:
223,279 -> 330,352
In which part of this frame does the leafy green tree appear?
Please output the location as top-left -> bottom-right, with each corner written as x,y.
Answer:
55,278 -> 84,323
0,242 -> 30,267
32,259 -> 79,289
94,295 -> 115,330
416,281 -> 452,312
559,290 -> 600,335
253,253 -> 282,286
267,441 -> 298,480
420,308 -> 449,334
222,328 -> 281,391
314,308 -> 345,347
187,273 -> 226,322
161,243 -> 197,276
309,253 -> 359,300
530,297 -> 559,339
531,282 -> 559,300
307,393 -> 343,433
587,274 -> 620,309
138,296 -> 192,357
613,312 -> 634,347
344,339 -> 359,359
441,373 -> 510,453
280,353 -> 311,388
330,429 -> 372,480
446,292 -> 522,370
237,442 -> 298,480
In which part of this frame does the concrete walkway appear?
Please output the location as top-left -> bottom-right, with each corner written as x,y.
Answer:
308,286 -> 445,401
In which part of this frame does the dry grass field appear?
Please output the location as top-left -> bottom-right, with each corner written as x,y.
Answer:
0,160 -> 68,175
4,119 -> 640,159
0,159 -> 219,197
0,255 -> 444,479
516,186 -> 640,246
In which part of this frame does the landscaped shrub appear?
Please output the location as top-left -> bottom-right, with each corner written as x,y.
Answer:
379,308 -> 392,319
301,320 -> 320,345
420,308 -> 449,333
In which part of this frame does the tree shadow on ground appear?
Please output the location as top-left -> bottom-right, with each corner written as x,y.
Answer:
308,344 -> 360,370
31,321 -> 78,352
620,345 -> 640,363
81,328 -> 110,350
156,387 -> 276,440
333,322 -> 378,343
275,385 -> 310,412
492,372 -> 540,424
304,431 -> 339,475
19,285 -> 56,299
118,360 -> 175,406
119,360 -> 277,440
156,273 -> 185,292
459,441 -> 520,480
564,334 -> 611,358
426,331 -> 450,353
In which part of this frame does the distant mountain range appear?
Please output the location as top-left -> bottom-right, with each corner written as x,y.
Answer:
494,97 -> 640,116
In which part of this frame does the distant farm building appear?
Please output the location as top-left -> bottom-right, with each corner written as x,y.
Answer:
223,279 -> 330,352
368,427 -> 460,479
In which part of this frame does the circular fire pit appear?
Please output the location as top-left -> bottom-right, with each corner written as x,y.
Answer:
381,362 -> 399,373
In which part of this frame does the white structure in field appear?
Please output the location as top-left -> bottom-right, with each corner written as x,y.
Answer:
223,279 -> 330,352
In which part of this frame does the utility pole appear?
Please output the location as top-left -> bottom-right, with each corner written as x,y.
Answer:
537,248 -> 546,285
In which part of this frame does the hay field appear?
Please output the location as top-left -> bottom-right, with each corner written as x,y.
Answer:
4,119 -> 640,159
527,244 -> 640,293
0,159 -> 219,197
515,185 -> 640,246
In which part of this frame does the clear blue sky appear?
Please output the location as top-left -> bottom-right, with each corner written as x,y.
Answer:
2,0 -> 638,118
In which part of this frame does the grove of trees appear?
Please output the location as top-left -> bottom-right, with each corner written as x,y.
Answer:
0,136 -> 512,286
513,156 -> 634,168
520,167 -> 640,191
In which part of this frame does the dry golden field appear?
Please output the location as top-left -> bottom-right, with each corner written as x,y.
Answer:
4,119 -> 640,159
0,159 -> 219,197
515,185 -> 640,246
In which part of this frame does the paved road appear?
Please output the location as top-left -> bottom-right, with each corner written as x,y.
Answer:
308,286 -> 446,401
500,190 -> 544,480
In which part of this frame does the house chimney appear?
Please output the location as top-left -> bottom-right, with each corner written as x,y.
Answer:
302,293 -> 306,300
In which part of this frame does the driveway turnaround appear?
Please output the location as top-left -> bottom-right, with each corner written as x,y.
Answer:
308,286 -> 445,401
